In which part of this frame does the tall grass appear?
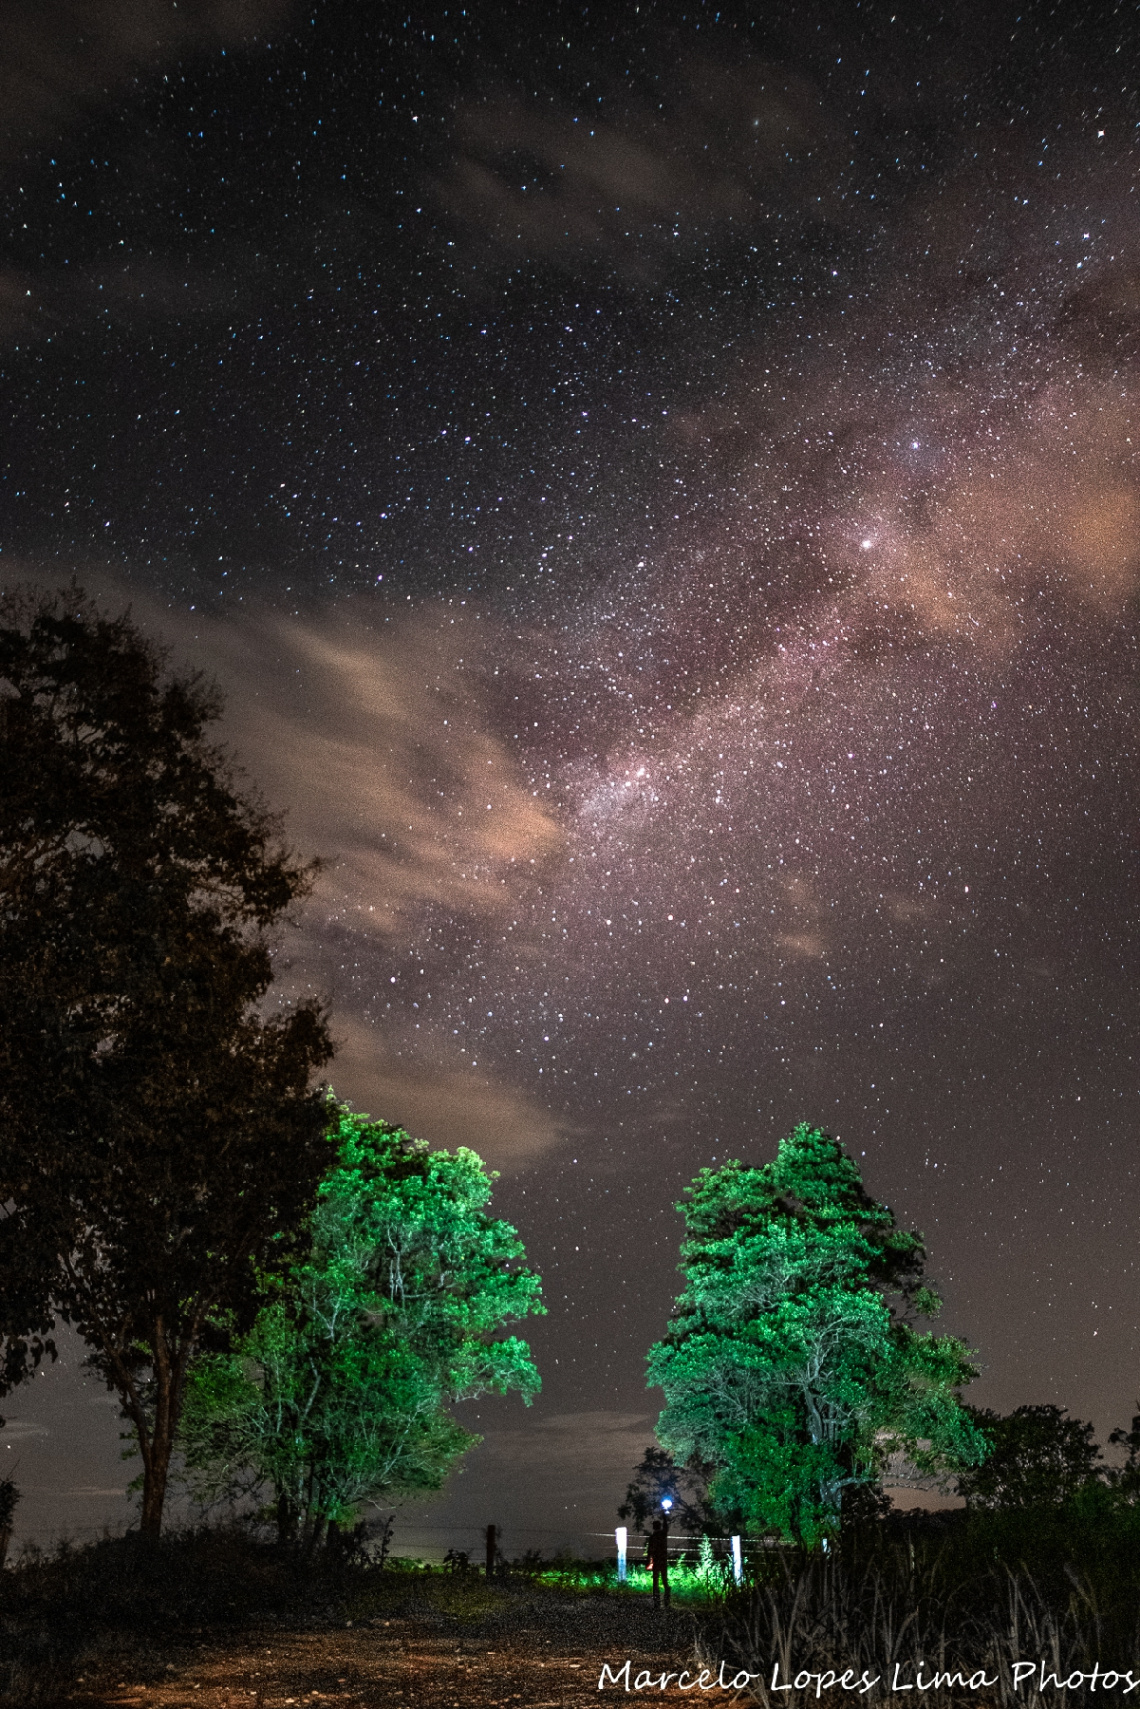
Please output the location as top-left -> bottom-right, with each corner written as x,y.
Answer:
708,1499 -> 1140,1705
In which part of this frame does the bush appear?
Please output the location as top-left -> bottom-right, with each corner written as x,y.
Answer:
0,1526 -> 371,1702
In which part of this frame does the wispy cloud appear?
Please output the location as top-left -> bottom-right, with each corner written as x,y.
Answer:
328,1017 -> 564,1170
0,0 -> 291,166
172,603 -> 564,941
434,54 -> 839,281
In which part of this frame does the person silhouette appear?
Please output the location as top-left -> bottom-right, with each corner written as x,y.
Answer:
645,1519 -> 670,1608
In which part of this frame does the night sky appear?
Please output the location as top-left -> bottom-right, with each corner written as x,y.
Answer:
2,0 -> 1140,1555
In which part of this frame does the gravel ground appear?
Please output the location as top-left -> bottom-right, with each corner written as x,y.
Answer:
58,1597 -> 714,1709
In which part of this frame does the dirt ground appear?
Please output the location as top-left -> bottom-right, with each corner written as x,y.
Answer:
62,1612 -> 709,1709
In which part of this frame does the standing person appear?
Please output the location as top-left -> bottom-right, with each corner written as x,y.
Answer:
645,1519 -> 670,1608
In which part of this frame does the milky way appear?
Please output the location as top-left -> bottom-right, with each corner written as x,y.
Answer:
2,0 -> 1139,1550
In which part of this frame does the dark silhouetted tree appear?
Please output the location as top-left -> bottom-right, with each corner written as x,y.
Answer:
0,587 -> 333,1536
957,1405 -> 1102,1509
1107,1410 -> 1140,1502
618,1445 -> 712,1535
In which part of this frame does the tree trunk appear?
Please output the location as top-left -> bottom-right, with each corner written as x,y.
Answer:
304,1512 -> 328,1556
140,1443 -> 170,1538
276,1490 -> 296,1549
137,1319 -> 186,1540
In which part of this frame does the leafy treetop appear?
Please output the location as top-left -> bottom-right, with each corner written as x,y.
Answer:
957,1405 -> 1102,1509
678,1123 -> 929,1306
649,1123 -> 986,1545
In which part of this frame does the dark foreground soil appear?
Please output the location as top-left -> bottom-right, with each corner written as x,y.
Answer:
63,1616 -> 703,1709
0,1534 -> 717,1707
50,1589 -> 707,1709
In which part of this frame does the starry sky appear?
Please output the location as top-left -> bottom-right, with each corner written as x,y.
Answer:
2,0 -> 1140,1554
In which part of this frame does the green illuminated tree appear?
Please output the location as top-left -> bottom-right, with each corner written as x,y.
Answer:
0,587 -> 333,1537
647,1123 -> 986,1545
179,1101 -> 544,1550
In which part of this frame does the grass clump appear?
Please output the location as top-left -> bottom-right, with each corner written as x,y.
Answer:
709,1502 -> 1140,1706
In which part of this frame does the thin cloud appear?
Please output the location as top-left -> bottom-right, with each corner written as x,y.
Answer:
328,1018 -> 564,1171
0,0 -> 291,166
434,55 -> 837,282
172,604 -> 564,942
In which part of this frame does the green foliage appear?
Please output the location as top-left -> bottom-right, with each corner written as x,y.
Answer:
647,1122 -> 986,1546
693,1533 -> 726,1595
0,588 -> 332,1535
180,1100 -> 544,1548
957,1404 -> 1102,1509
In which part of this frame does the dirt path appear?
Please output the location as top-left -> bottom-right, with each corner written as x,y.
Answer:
63,1617 -> 707,1709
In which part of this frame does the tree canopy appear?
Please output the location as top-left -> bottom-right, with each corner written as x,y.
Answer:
180,1101 -> 544,1549
647,1122 -> 986,1545
0,588 -> 333,1535
957,1405 -> 1102,1509
1107,1411 -> 1140,1502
